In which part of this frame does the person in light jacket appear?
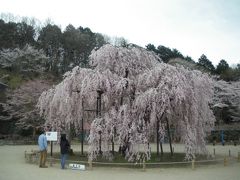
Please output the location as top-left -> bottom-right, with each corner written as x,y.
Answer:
38,128 -> 48,168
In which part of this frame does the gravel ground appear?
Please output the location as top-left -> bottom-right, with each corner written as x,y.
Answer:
0,144 -> 240,180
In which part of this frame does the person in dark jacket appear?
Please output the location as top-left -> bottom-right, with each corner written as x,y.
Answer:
60,134 -> 70,169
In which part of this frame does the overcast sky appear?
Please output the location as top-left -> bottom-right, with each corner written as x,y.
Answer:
1,0 -> 239,66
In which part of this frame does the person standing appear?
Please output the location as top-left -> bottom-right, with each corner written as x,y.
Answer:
38,128 -> 48,168
60,134 -> 70,169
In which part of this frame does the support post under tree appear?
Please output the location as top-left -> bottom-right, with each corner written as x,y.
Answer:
97,89 -> 103,154
81,100 -> 84,155
112,127 -> 116,154
111,137 -> 114,154
157,120 -> 159,156
166,117 -> 173,156
97,89 -> 103,117
81,117 -> 84,155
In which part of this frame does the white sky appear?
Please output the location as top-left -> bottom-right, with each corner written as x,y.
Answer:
0,0 -> 240,66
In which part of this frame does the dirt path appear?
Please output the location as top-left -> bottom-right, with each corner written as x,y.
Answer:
0,144 -> 239,180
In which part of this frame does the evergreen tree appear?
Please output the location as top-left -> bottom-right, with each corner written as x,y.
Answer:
198,54 -> 215,73
216,59 -> 229,74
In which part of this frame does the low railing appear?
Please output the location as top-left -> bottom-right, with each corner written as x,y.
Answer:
24,151 -> 239,171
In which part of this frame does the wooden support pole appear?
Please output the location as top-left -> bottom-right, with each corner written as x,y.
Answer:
81,117 -> 84,155
99,131 -> 102,153
191,159 -> 195,170
81,100 -> 84,155
112,127 -> 116,154
224,157 -> 228,166
156,120 -> 159,156
111,138 -> 114,154
160,142 -> 163,155
96,89 -> 103,154
166,117 -> 173,156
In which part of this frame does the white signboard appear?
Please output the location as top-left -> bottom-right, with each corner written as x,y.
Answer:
46,131 -> 58,141
69,163 -> 86,170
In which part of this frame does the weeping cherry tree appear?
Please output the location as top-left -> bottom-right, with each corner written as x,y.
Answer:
37,44 -> 215,161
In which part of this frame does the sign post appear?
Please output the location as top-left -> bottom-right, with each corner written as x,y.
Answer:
46,132 -> 58,166
51,142 -> 53,156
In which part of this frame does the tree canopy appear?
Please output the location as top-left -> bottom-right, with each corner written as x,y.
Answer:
38,44 -> 215,161
0,45 -> 48,73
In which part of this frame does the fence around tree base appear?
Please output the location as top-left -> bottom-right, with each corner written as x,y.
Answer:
24,150 -> 240,171
49,157 -> 238,171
